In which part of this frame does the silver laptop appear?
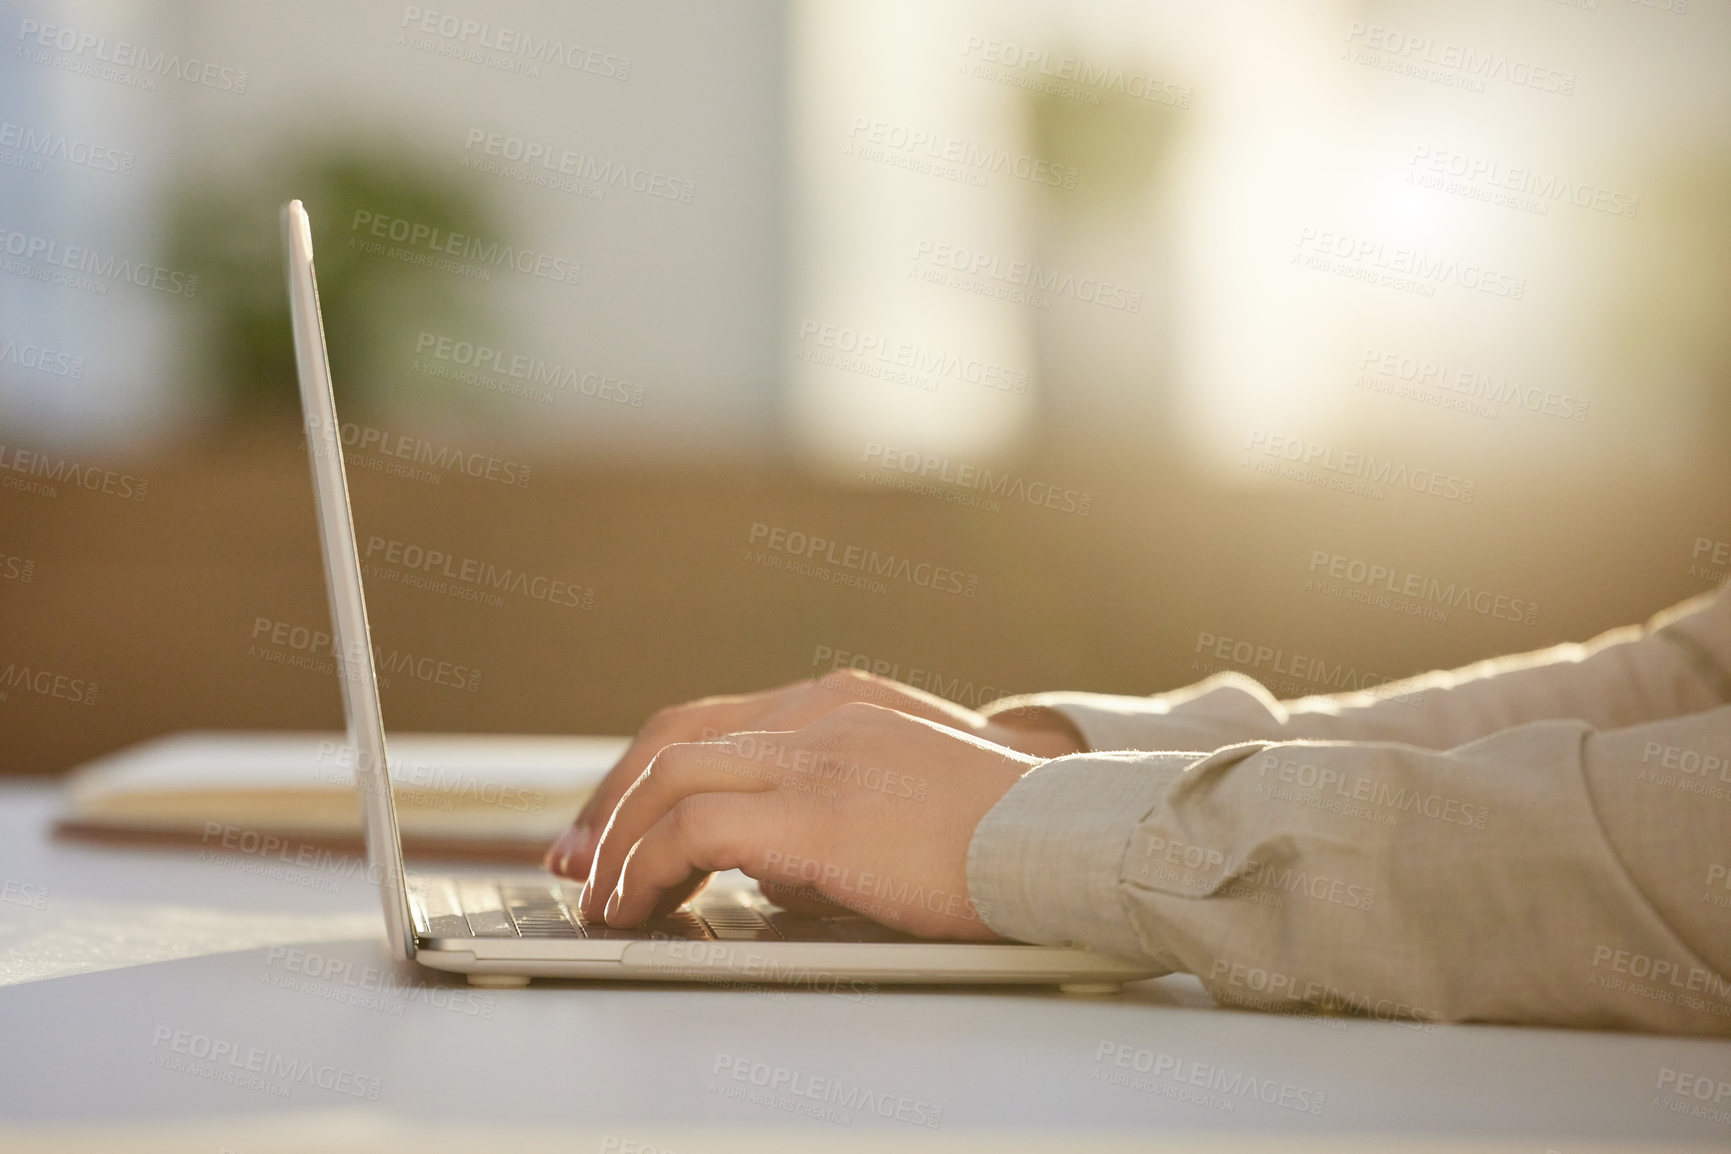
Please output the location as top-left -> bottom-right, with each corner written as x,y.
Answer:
281,199 -> 1155,991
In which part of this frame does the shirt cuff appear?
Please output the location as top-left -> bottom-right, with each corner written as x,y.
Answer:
966,751 -> 1193,964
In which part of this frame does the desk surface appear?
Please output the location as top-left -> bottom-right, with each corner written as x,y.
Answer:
1,780 -> 1727,1153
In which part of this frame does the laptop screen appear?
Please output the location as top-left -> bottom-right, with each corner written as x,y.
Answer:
281,199 -> 417,962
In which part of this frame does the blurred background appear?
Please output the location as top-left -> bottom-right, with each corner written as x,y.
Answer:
2,0 -> 1728,774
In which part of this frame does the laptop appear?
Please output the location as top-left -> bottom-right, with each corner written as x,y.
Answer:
281,198 -> 1156,991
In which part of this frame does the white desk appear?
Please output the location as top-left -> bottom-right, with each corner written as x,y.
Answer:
1,780 -> 1727,1153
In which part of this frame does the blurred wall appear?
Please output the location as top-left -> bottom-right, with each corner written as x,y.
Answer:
2,0 -> 1729,774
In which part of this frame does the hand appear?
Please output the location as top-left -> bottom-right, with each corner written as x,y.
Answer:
543,669 -> 1083,878
572,702 -> 1040,939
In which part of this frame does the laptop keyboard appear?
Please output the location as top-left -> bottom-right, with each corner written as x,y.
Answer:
412,877 -> 914,944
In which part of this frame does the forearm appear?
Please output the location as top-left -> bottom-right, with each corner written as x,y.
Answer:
967,705 -> 1731,1033
983,588 -> 1731,753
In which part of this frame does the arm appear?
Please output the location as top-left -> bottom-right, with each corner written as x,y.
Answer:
567,673 -> 1729,1031
968,702 -> 1731,1033
984,588 -> 1731,754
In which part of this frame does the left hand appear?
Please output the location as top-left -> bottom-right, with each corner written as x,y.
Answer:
571,702 -> 1042,940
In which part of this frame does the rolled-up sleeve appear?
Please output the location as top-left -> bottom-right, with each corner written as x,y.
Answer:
969,673 -> 1731,1034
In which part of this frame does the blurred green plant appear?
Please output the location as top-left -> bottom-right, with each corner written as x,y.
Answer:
167,143 -> 496,420
1023,70 -> 1187,220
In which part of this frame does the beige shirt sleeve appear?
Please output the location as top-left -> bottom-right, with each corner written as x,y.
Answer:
983,588 -> 1731,753
967,587 -> 1731,1033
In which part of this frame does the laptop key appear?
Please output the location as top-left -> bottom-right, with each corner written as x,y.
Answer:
645,910 -> 712,940
458,882 -> 519,938
414,878 -> 473,939
512,922 -> 584,938
764,912 -> 838,942
425,913 -> 474,939
698,906 -> 780,941
465,907 -> 519,937
508,905 -> 584,938
509,909 -> 584,938
580,911 -> 712,941
580,921 -> 675,940
500,883 -> 585,938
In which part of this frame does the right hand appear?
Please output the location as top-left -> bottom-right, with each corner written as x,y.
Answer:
542,668 -> 1084,880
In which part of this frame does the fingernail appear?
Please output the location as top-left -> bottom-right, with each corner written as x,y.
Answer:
546,825 -> 586,876
603,886 -> 622,926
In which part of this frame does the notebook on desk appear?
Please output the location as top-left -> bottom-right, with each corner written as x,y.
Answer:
55,730 -> 620,861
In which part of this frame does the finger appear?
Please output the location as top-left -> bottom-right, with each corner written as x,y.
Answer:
546,671 -> 984,878
547,682 -> 809,876
604,793 -> 774,926
546,669 -> 994,876
576,693 -> 783,820
649,869 -> 713,919
580,739 -> 779,918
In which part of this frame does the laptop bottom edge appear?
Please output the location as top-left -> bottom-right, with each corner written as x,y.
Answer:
414,938 -> 1161,990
